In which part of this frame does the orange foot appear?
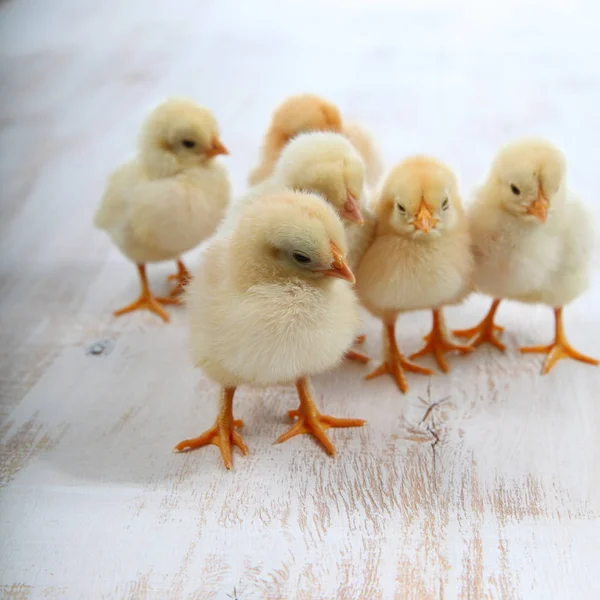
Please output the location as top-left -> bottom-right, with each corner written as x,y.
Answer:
520,307 -> 599,375
167,259 -> 191,299
454,298 -> 506,352
173,388 -> 247,469
410,309 -> 473,372
114,263 -> 178,322
276,378 -> 365,456
365,322 -> 432,393
344,334 -> 370,363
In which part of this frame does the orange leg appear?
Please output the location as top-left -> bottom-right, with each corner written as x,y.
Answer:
520,307 -> 599,375
276,377 -> 365,456
113,264 -> 178,322
453,298 -> 505,352
167,259 -> 191,299
173,387 -> 247,469
365,322 -> 432,393
409,309 -> 473,373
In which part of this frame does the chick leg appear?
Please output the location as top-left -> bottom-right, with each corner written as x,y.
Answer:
409,309 -> 473,373
276,377 -> 365,456
167,259 -> 191,299
365,322 -> 433,393
453,299 -> 506,351
520,307 -> 599,375
173,387 -> 247,469
113,264 -> 179,323
343,334 -> 370,363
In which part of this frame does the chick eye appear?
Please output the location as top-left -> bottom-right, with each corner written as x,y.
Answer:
182,139 -> 196,149
510,184 -> 521,195
292,251 -> 311,265
442,198 -> 450,210
397,203 -> 406,214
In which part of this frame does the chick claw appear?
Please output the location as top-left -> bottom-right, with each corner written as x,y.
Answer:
113,293 -> 178,323
167,260 -> 191,299
410,325 -> 473,373
173,419 -> 247,470
521,340 -> 599,375
344,349 -> 370,364
277,409 -> 365,456
453,322 -> 505,352
365,356 -> 431,393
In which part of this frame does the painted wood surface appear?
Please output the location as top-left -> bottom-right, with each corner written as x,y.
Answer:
1,0 -> 599,598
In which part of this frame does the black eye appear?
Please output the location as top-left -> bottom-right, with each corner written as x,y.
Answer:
397,203 -> 406,214
182,139 -> 196,149
510,184 -> 521,195
292,251 -> 311,265
442,198 -> 450,210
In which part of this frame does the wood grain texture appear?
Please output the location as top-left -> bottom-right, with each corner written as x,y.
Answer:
1,0 -> 599,598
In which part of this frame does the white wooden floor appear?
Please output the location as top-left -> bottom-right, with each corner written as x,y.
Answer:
1,0 -> 600,598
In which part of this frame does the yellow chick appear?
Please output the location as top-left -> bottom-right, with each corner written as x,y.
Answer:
455,138 -> 598,374
94,98 -> 230,322
356,156 -> 474,391
248,94 -> 382,187
175,190 -> 365,468
252,131 -> 376,270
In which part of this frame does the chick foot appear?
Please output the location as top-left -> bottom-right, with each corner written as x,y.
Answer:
276,377 -> 365,456
520,307 -> 599,375
410,309 -> 473,373
167,259 -> 191,299
344,335 -> 370,363
453,299 -> 505,352
365,323 -> 432,393
114,264 -> 178,322
173,388 -> 247,469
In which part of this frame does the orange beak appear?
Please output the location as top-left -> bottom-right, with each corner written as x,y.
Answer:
342,191 -> 364,225
205,137 -> 229,158
321,241 -> 355,284
527,185 -> 549,223
413,199 -> 438,233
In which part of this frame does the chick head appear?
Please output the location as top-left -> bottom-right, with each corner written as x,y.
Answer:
378,156 -> 460,239
232,191 -> 354,286
269,94 -> 343,150
140,98 -> 228,170
275,132 -> 365,225
488,138 -> 565,224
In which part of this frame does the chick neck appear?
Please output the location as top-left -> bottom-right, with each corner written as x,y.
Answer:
140,143 -> 188,179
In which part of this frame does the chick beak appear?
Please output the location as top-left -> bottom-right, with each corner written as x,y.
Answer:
527,185 -> 549,223
205,137 -> 229,158
342,191 -> 364,225
413,199 -> 438,233
321,241 -> 355,284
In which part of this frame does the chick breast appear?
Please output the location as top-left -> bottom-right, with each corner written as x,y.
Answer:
470,192 -> 593,307
356,230 -> 473,318
188,240 -> 360,388
95,160 -> 230,263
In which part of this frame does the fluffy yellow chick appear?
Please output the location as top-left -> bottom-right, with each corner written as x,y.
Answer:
175,190 -> 365,469
455,138 -> 598,374
356,156 -> 474,391
248,94 -> 382,187
253,132 -> 376,270
94,98 -> 230,321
